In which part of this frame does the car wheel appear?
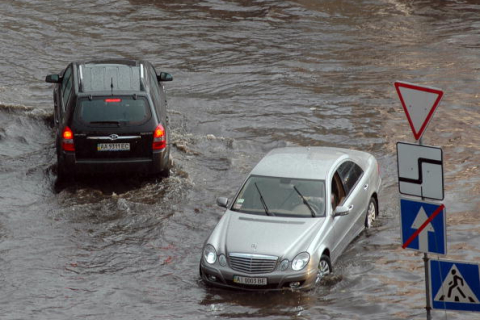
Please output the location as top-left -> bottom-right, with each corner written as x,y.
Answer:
160,166 -> 170,178
159,154 -> 172,178
56,153 -> 71,181
365,197 -> 378,229
316,254 -> 332,284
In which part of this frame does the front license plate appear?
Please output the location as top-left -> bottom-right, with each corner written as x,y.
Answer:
233,276 -> 267,286
97,143 -> 130,151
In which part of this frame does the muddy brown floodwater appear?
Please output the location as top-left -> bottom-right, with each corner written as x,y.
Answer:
1,0 -> 480,319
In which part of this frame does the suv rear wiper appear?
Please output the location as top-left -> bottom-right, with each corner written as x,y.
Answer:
89,121 -> 120,126
293,186 -> 316,217
254,182 -> 273,216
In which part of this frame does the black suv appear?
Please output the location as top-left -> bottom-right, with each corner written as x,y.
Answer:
45,59 -> 173,179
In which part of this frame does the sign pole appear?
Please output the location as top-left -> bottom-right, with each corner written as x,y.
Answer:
424,253 -> 432,320
419,136 -> 432,320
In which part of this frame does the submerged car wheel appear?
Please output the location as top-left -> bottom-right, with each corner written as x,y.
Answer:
56,152 -> 72,181
160,165 -> 170,178
365,197 -> 378,229
316,254 -> 332,284
159,151 -> 172,178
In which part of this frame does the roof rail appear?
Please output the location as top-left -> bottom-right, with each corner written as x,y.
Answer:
139,63 -> 146,91
79,64 -> 84,92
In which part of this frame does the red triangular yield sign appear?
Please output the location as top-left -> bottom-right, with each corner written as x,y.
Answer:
394,81 -> 444,140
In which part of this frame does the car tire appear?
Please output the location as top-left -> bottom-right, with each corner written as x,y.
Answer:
159,167 -> 170,178
365,197 -> 378,229
56,153 -> 70,181
316,254 -> 332,284
159,153 -> 171,178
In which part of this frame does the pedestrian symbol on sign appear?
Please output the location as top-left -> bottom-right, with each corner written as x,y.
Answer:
434,265 -> 480,304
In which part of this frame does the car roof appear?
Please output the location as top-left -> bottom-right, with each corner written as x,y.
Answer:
250,147 -> 367,180
77,59 -> 146,93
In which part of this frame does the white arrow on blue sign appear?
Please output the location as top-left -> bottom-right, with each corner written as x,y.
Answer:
400,198 -> 446,255
429,259 -> 480,312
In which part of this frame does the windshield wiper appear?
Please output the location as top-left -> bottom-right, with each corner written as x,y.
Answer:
254,182 -> 272,216
90,121 -> 120,126
293,186 -> 316,217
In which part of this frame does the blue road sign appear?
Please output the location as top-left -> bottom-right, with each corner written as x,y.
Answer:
400,198 -> 446,255
429,259 -> 480,312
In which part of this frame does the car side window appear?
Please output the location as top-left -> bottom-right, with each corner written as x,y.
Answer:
331,172 -> 346,209
61,66 -> 73,110
337,161 -> 364,196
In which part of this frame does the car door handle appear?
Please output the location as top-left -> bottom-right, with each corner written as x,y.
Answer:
363,184 -> 369,190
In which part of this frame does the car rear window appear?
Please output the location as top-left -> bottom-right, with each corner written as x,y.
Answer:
76,96 -> 151,125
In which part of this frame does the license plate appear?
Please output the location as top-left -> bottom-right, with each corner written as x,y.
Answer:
97,143 -> 130,151
233,276 -> 267,286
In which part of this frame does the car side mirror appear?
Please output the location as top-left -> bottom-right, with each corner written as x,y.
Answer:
216,197 -> 229,208
333,205 -> 351,217
45,74 -> 61,83
157,72 -> 173,82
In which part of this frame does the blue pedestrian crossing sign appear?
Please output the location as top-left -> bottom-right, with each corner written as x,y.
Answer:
400,198 -> 446,255
429,259 -> 480,312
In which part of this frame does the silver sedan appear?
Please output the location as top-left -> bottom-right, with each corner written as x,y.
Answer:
200,147 -> 381,290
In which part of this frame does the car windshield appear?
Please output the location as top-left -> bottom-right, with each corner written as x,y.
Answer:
231,175 -> 326,217
76,96 -> 151,126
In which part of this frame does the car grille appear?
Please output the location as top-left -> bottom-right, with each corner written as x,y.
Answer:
229,253 -> 278,274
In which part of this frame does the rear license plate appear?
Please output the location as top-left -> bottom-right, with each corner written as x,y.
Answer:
233,276 -> 267,286
97,143 -> 130,151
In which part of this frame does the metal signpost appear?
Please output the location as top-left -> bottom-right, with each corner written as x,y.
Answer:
395,81 -> 445,320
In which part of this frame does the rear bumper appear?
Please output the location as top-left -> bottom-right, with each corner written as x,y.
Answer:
60,148 -> 169,175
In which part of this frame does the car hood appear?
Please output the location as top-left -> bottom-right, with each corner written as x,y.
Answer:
209,210 -> 326,259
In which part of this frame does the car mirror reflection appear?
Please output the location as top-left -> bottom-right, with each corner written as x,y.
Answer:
333,205 -> 351,217
216,197 -> 229,208
45,74 -> 61,83
157,72 -> 173,82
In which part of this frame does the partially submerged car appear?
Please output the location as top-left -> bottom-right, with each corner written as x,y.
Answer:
45,59 -> 173,179
200,147 -> 381,290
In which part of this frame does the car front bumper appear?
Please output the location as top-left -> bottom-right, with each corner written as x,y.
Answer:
199,259 -> 318,291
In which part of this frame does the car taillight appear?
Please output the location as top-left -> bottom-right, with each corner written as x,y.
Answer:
152,124 -> 166,150
62,126 -> 75,151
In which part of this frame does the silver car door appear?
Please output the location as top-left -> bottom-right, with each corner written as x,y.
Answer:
331,171 -> 350,258
333,161 -> 366,255
343,161 -> 370,239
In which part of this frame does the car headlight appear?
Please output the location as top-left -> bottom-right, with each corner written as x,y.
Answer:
203,244 -> 217,264
292,252 -> 310,271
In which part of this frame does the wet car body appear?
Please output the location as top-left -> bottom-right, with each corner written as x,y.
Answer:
45,59 -> 173,178
200,147 -> 381,290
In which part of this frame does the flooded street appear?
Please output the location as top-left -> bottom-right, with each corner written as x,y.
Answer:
1,0 -> 480,319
